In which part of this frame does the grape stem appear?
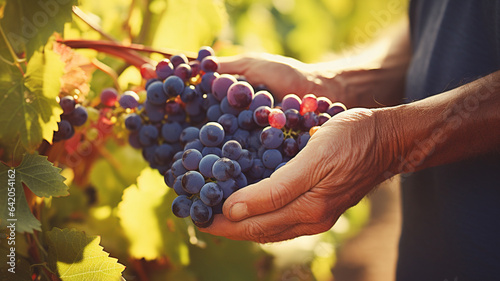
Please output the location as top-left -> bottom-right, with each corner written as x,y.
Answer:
0,24 -> 26,75
72,6 -> 118,43
91,58 -> 121,92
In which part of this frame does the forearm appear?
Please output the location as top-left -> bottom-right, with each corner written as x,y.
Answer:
379,70 -> 500,175
306,18 -> 411,108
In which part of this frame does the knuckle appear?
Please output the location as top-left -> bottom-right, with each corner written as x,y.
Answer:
268,183 -> 291,210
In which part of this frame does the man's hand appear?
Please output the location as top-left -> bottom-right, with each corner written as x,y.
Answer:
218,53 -> 339,102
200,108 -> 399,243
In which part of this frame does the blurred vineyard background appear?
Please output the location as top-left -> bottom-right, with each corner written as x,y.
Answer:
1,0 -> 407,280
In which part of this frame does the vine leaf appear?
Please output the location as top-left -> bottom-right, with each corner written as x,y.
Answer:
46,227 -> 125,281
117,167 -> 189,265
0,152 -> 69,233
0,0 -> 76,60
0,43 -> 64,157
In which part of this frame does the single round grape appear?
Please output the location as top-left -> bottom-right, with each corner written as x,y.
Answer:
300,94 -> 318,115
268,108 -> 286,129
201,56 -> 219,72
179,127 -> 200,145
317,97 -> 332,113
171,159 -> 188,177
281,94 -> 302,111
155,59 -> 174,80
263,168 -> 274,178
60,95 -> 75,115
163,75 -> 185,98
222,140 -> 242,160
190,199 -> 213,225
212,157 -> 237,181
53,120 -> 74,141
200,182 -> 223,206
327,102 -> 347,117
170,54 -> 189,68
199,154 -> 220,178
197,46 -> 215,62
302,111 -> 319,130
199,122 -> 225,147
173,151 -> 184,162
146,81 -> 168,105
155,144 -> 174,165
124,113 -> 142,132
172,195 -> 192,218
161,121 -> 183,143
139,124 -> 159,147
237,110 -> 256,130
68,105 -> 88,126
202,147 -> 222,157
212,74 -> 237,101
249,90 -> 274,111
164,169 -> 176,187
260,126 -> 284,149
182,149 -> 203,171
227,81 -> 254,109
232,160 -> 242,177
184,139 -> 205,152
262,149 -> 283,169
284,109 -> 301,130
182,171 -> 205,194
218,113 -> 238,134
100,88 -> 118,107
140,63 -> 157,79
119,91 -> 140,109
282,138 -> 299,157
253,105 -> 271,127
185,97 -> 203,116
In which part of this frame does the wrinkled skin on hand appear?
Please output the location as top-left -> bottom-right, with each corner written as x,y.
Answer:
201,108 -> 397,243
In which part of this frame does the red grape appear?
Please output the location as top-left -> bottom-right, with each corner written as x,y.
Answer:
268,108 -> 286,129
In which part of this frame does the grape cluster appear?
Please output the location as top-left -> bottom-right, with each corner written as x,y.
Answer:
123,46 -> 347,227
53,95 -> 89,141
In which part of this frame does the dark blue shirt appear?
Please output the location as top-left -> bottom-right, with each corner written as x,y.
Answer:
399,1 -> 500,280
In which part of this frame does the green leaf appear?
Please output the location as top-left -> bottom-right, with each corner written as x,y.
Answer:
46,227 -> 125,281
0,46 -> 63,154
152,0 -> 227,52
0,152 -> 69,233
117,167 -> 189,265
0,0 -> 76,59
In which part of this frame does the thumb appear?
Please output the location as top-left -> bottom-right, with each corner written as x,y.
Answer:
222,145 -> 323,221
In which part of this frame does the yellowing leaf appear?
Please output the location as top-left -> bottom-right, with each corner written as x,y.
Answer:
46,227 -> 125,281
117,167 -> 189,265
117,168 -> 168,260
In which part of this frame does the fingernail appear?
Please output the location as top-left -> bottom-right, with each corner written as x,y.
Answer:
229,202 -> 248,220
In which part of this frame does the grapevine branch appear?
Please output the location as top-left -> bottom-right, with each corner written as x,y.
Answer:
58,39 -> 197,67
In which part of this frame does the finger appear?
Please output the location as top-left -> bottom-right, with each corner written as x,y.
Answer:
222,140 -> 330,222
217,55 -> 252,76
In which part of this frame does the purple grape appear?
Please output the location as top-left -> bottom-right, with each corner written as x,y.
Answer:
281,94 -> 301,111
145,101 -> 165,123
119,91 -> 140,109
201,56 -> 219,72
212,157 -> 237,181
318,113 -> 331,125
262,149 -> 283,169
237,149 -> 253,172
174,63 -> 192,82
163,75 -> 185,98
180,85 -> 198,103
227,81 -> 254,108
222,140 -> 242,160
199,154 -> 220,178
182,149 -> 203,171
53,120 -> 74,141
297,132 -> 310,150
139,124 -> 159,147
200,182 -> 223,206
302,112 -> 319,130
237,110 -> 256,130
200,72 -> 219,93
100,88 -> 118,107
190,199 -> 213,225
147,81 -> 167,105
60,96 -> 75,115
253,106 -> 271,127
284,109 -> 301,130
170,54 -> 189,68
249,90 -> 274,111
156,59 -> 174,80
161,121 -> 182,143
68,105 -> 88,126
218,113 -> 238,134
172,195 -> 192,218
218,178 -> 238,199
202,146 -> 222,157
282,138 -> 299,157
155,144 -> 174,165
260,126 -> 284,149
179,127 -> 200,145
327,102 -> 347,117
212,74 -> 237,101
199,122 -> 225,147
197,46 -> 215,62
317,97 -> 332,113
220,97 -> 243,116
